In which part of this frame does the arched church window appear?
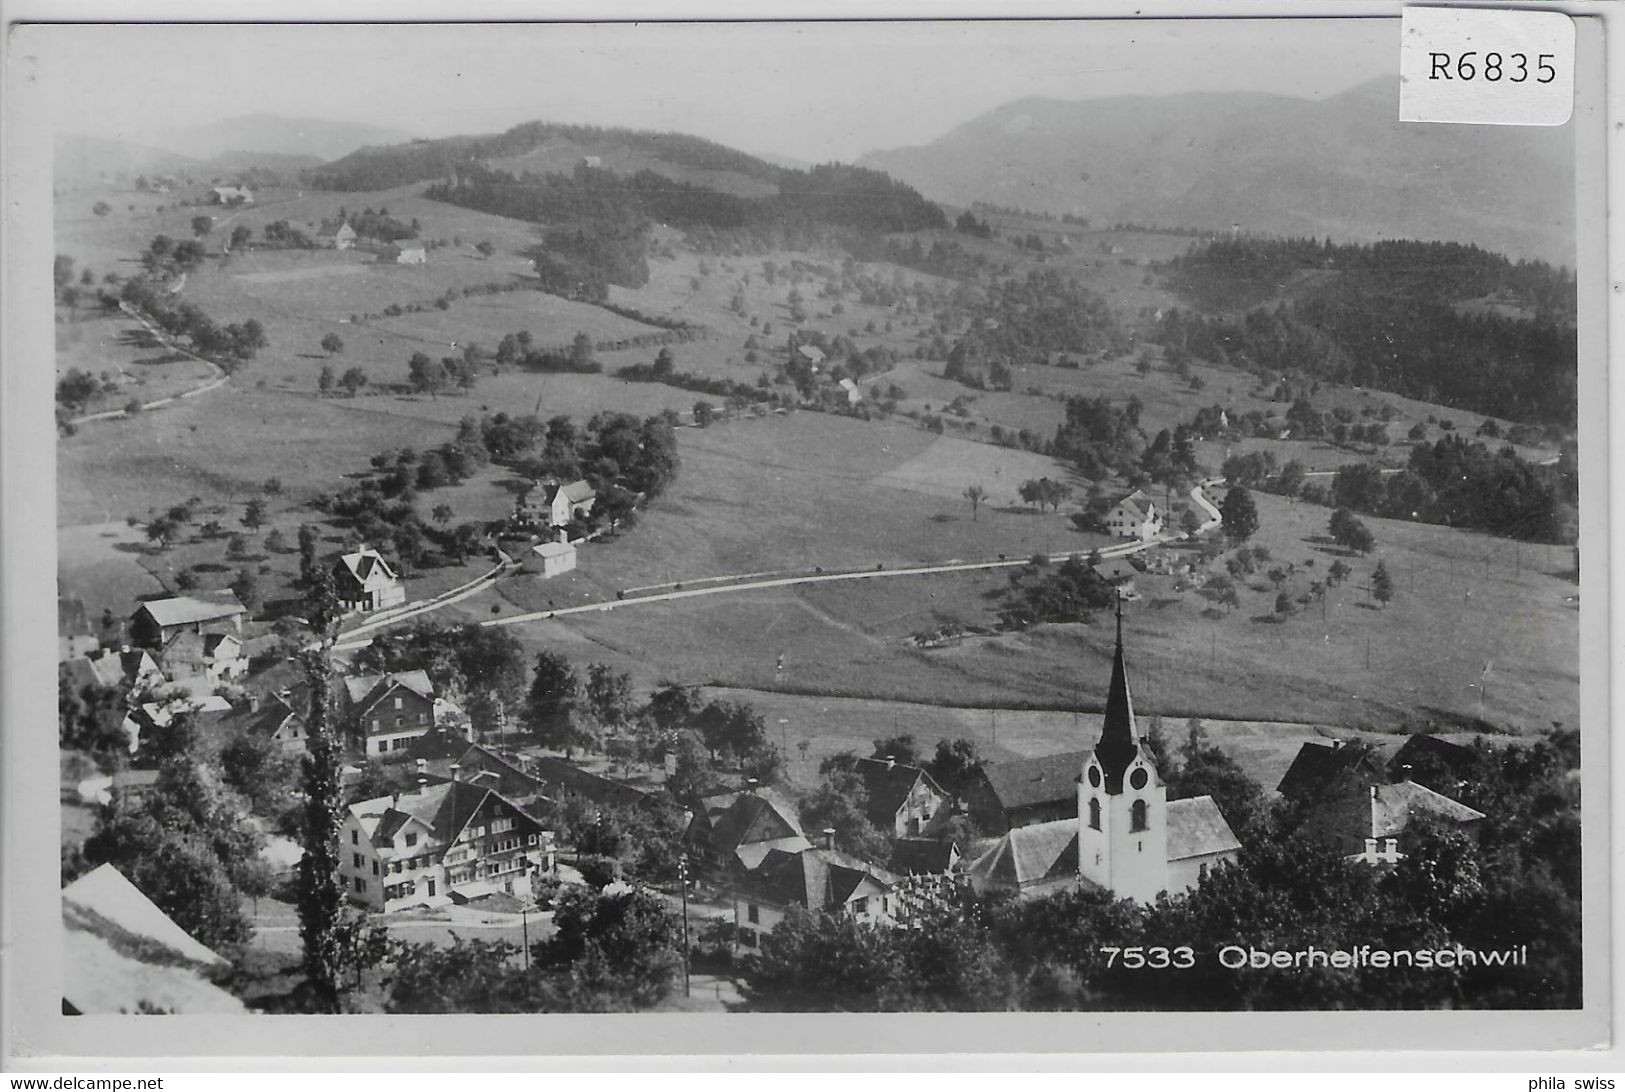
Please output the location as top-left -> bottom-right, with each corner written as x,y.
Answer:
1088,797 -> 1101,830
1131,799 -> 1148,832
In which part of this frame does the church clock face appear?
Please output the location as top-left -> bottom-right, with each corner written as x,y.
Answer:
1129,767 -> 1149,790
1087,766 -> 1102,788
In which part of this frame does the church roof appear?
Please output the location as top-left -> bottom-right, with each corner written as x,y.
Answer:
1166,796 -> 1243,861
966,820 -> 1078,889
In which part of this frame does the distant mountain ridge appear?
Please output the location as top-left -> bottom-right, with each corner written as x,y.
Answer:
860,79 -> 1575,265
154,114 -> 414,162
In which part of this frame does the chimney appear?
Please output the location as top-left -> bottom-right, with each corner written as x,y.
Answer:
416,757 -> 429,792
450,763 -> 461,783
559,529 -> 569,546
1330,738 -> 1344,751
746,777 -> 759,794
822,827 -> 836,851
884,754 -> 895,770
247,692 -> 260,712
1398,763 -> 1413,782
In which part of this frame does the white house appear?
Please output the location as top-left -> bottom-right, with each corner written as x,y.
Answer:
519,479 -> 596,529
380,243 -> 427,265
210,185 -> 253,205
316,220 -> 357,250
340,768 -> 549,911
523,538 -> 577,578
1107,490 -> 1162,541
333,546 -> 406,614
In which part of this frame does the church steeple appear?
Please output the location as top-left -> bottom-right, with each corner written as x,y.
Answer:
1094,596 -> 1139,793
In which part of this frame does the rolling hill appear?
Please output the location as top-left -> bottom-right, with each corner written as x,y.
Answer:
860,79 -> 1575,265
153,114 -> 415,162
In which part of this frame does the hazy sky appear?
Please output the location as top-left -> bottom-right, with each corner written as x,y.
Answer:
31,20 -> 1396,161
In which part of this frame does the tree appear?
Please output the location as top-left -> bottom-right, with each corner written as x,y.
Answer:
191,216 -> 214,239
1371,560 -> 1395,608
92,201 -> 111,217
585,664 -> 635,734
1275,460 -> 1306,497
298,523 -> 321,586
570,332 -> 594,370
265,527 -> 288,554
1219,486 -> 1259,546
320,333 -> 344,356
228,225 -> 252,252
869,734 -> 921,766
799,764 -> 891,862
296,648 -> 348,1012
145,516 -> 178,550
693,401 -> 715,428
431,503 -> 454,525
339,367 -> 368,396
318,364 -> 335,393
1328,559 -> 1353,587
475,240 -> 496,258
1179,507 -> 1203,537
230,567 -> 262,611
58,669 -> 129,754
962,484 -> 986,522
925,738 -> 983,801
243,498 -> 267,531
408,352 -> 449,398
524,651 -> 592,755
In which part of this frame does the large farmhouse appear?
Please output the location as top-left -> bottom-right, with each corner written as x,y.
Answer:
130,591 -> 247,651
344,670 -> 438,759
1107,490 -> 1162,541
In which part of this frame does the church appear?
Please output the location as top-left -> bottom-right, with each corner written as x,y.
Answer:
967,610 -> 1243,903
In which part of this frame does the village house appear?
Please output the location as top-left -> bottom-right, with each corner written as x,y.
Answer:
685,787 -> 811,875
210,185 -> 253,205
732,844 -> 902,950
333,545 -> 406,614
122,694 -> 232,755
961,750 -> 1091,834
340,767 -> 550,911
343,669 -> 438,760
522,537 -> 578,579
795,344 -> 826,368
1092,557 -> 1141,600
156,630 -> 248,692
852,755 -> 950,838
130,591 -> 247,651
315,219 -> 357,250
62,865 -> 245,1015
965,612 -> 1242,903
888,836 -> 962,877
1106,490 -> 1162,541
1386,732 -> 1480,797
518,479 -> 597,529
62,646 -> 165,697
526,754 -> 658,813
378,242 -> 427,265
210,687 -> 309,754
1278,738 -> 1485,863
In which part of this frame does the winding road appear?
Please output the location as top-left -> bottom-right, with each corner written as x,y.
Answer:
332,478 -> 1224,652
67,302 -> 229,425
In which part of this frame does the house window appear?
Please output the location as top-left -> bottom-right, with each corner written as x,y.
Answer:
354,877 -> 365,893
405,833 -> 418,847
1130,800 -> 1148,832
747,904 -> 759,924
419,712 -> 429,725
427,879 -> 436,897
372,860 -> 379,876
739,931 -> 756,948
391,861 -> 401,873
396,715 -> 404,728
1088,798 -> 1101,830
852,897 -> 869,915
377,740 -> 388,754
351,830 -> 358,845
353,853 -> 363,869
394,696 -> 403,710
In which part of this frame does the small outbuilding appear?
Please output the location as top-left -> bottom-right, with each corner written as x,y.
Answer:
523,539 -> 577,579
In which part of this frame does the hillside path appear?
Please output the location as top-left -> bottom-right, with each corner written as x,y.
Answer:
67,302 -> 228,425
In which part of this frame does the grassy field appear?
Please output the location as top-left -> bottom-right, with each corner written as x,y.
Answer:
55,313 -> 218,415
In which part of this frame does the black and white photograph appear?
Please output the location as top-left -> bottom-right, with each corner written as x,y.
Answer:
3,7 -> 1611,1057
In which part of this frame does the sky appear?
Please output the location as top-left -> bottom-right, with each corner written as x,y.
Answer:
26,19 -> 1397,162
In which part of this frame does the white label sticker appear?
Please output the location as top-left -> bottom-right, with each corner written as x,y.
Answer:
1400,6 -> 1574,126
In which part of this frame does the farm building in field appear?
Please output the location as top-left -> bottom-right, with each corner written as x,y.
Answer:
210,185 -> 253,205
518,479 -> 596,529
795,344 -> 826,368
1107,490 -> 1162,541
378,243 -> 427,265
333,546 -> 405,613
130,591 -> 247,650
316,220 -> 357,250
1092,558 -> 1140,599
522,538 -> 577,578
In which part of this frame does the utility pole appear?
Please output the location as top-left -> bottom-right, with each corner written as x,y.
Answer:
1365,635 -> 1371,670
678,855 -> 691,997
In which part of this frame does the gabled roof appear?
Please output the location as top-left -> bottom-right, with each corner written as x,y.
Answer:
352,780 -> 496,851
1113,490 -> 1156,519
343,669 -> 436,708
1166,795 -> 1243,861
853,757 -> 944,827
63,865 -> 226,967
62,653 -> 126,693
1093,559 -> 1138,582
336,547 -> 399,586
135,591 -> 246,628
705,788 -> 805,853
529,755 -> 655,809
1366,781 -> 1485,838
203,632 -> 242,658
967,820 -> 1078,889
543,479 -> 596,505
796,345 -> 826,363
1388,734 -> 1478,779
1277,739 -> 1385,799
533,541 -> 576,559
979,750 -> 1089,811
743,847 -> 897,910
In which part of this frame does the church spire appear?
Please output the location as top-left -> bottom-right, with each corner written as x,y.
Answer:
1095,595 -> 1140,793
